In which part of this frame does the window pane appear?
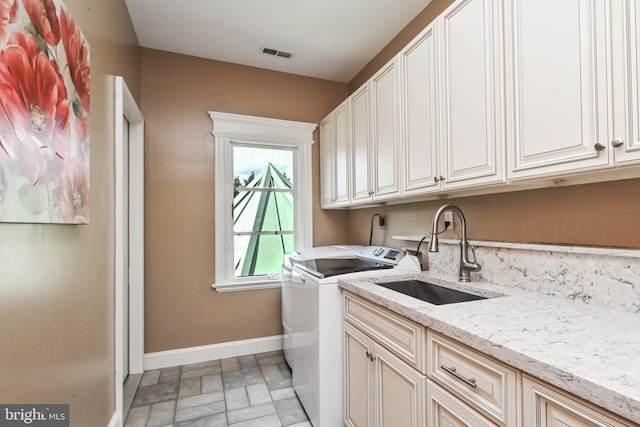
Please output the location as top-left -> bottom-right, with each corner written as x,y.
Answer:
234,234 -> 294,277
234,190 -> 294,232
233,145 -> 294,189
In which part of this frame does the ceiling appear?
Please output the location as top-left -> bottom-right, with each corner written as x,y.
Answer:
124,0 -> 433,83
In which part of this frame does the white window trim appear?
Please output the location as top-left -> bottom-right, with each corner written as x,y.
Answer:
210,111 -> 316,292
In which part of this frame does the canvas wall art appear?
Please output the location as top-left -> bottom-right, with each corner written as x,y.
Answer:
0,0 -> 90,224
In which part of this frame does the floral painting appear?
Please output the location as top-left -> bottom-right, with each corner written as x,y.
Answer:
0,0 -> 90,224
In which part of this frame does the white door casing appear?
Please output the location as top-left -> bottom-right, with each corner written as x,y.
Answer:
115,76 -> 145,426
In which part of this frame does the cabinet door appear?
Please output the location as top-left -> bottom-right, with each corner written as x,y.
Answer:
351,83 -> 373,203
344,322 -> 374,427
612,0 -> 640,165
334,101 -> 351,205
371,58 -> 401,200
427,380 -> 497,427
319,114 -> 335,208
506,0 -> 613,179
375,344 -> 426,427
522,376 -> 631,427
399,24 -> 440,195
439,0 -> 504,189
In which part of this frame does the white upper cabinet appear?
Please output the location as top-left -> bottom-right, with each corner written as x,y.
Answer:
320,99 -> 351,208
612,0 -> 640,166
398,23 -> 440,196
334,101 -> 351,206
438,0 -> 505,189
319,113 -> 335,208
371,58 -> 401,200
351,83 -> 374,204
319,0 -> 640,210
506,0 -> 613,179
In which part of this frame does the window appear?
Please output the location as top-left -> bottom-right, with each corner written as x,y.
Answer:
210,112 -> 316,291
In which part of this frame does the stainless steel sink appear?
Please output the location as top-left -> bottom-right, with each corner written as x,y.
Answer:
374,279 -> 489,305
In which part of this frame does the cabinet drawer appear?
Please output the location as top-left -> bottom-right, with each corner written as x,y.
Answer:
344,292 -> 426,373
427,380 -> 498,427
428,331 -> 519,426
522,375 -> 633,427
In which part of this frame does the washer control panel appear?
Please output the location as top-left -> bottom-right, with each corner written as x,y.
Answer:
357,246 -> 406,266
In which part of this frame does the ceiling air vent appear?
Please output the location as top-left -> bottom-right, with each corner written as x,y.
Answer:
262,47 -> 293,59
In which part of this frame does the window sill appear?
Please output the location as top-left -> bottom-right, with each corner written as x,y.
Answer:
211,280 -> 283,293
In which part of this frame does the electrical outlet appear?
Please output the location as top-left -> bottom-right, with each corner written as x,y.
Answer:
444,211 -> 454,230
379,215 -> 387,229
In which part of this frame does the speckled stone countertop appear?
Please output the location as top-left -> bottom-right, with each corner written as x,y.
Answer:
338,272 -> 640,424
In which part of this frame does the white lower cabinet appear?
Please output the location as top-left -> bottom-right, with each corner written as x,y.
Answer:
522,375 -> 634,427
343,293 -> 638,427
427,331 -> 520,426
343,292 -> 426,427
344,321 -> 426,427
427,380 -> 498,427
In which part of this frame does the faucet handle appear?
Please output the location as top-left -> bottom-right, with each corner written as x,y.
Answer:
469,245 -> 478,263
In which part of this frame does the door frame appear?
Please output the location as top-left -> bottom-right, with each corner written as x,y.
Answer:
114,76 -> 145,425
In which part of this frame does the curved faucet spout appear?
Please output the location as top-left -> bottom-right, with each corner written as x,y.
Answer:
428,204 -> 481,282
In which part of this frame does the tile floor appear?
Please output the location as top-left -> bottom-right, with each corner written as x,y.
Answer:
124,350 -> 311,427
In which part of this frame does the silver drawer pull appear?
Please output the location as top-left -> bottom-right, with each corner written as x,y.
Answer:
441,365 -> 477,388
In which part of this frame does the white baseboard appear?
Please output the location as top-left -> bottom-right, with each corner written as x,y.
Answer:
144,335 -> 284,371
107,411 -> 121,427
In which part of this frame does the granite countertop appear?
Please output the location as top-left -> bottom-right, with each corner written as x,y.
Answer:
338,272 -> 640,424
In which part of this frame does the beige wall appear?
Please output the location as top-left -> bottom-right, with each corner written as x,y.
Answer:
348,180 -> 640,253
140,48 -> 349,353
349,0 -> 455,93
0,0 -> 139,426
345,0 -> 640,252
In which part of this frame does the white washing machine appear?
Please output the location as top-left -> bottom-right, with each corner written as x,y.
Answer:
281,245 -> 363,368
282,245 -> 421,427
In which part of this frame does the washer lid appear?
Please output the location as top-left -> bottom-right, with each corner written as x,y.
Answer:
294,257 -> 393,279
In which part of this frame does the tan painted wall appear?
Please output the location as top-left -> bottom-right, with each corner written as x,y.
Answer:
0,0 -> 139,425
140,48 -> 349,353
349,0 -> 455,93
348,180 -> 640,253
345,0 -> 640,252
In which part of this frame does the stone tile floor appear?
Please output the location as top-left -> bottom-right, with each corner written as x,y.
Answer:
124,350 -> 311,427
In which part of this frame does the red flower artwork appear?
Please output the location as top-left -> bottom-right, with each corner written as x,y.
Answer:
0,0 -> 90,223
53,155 -> 88,223
60,7 -> 89,113
0,0 -> 18,42
21,0 -> 60,45
0,31 -> 69,184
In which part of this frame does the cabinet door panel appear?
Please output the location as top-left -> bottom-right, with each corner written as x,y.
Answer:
319,115 -> 335,207
376,344 -> 425,427
522,376 -> 630,427
344,323 -> 374,427
439,0 -> 504,188
351,84 -> 373,202
614,0 -> 640,165
506,0 -> 612,178
371,59 -> 400,199
400,24 -> 439,195
334,101 -> 351,205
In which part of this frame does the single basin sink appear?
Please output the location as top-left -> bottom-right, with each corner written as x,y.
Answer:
375,279 -> 487,305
